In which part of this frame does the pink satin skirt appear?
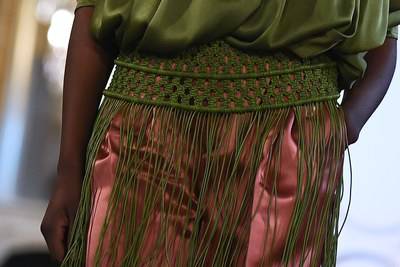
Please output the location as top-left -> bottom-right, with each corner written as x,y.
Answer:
85,102 -> 346,267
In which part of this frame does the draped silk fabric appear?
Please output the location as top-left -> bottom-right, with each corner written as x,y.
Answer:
76,0 -> 400,90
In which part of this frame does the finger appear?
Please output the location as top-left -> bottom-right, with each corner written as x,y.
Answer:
52,224 -> 68,262
42,219 -> 69,262
66,206 -> 78,246
66,219 -> 75,248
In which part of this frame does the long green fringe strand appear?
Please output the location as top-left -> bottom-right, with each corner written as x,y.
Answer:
61,95 -> 351,267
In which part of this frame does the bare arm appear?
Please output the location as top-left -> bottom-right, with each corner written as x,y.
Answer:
58,7 -> 117,175
340,37 -> 397,145
41,6 -> 118,262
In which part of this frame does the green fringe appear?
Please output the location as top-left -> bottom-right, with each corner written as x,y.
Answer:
61,95 -> 351,267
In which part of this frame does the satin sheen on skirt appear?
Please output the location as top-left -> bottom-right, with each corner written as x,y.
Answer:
84,102 -> 346,267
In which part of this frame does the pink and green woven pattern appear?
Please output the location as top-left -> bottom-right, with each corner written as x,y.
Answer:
105,40 -> 341,113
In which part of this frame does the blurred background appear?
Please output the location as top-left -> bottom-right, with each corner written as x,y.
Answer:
0,0 -> 399,266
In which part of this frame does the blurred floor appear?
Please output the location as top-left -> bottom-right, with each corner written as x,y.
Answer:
0,199 -> 51,266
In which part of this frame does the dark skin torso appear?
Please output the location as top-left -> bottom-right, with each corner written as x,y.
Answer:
40,7 -> 397,263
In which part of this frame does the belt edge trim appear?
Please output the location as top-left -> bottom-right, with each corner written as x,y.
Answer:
114,60 -> 338,80
102,90 -> 341,113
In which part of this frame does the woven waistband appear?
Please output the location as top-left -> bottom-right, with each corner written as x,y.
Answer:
104,39 -> 340,113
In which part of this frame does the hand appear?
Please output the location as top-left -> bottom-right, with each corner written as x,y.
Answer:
340,104 -> 361,146
41,172 -> 82,263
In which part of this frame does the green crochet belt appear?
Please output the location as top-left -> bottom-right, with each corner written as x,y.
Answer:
104,39 -> 341,113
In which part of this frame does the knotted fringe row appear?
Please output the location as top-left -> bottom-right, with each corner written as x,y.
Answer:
61,94 -> 352,267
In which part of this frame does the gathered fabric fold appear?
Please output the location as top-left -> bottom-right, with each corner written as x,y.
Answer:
76,0 -> 400,90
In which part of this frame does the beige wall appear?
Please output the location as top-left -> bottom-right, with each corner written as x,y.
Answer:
0,1 -> 21,115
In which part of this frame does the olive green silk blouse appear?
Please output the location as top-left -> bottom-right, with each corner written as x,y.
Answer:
75,0 -> 400,90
